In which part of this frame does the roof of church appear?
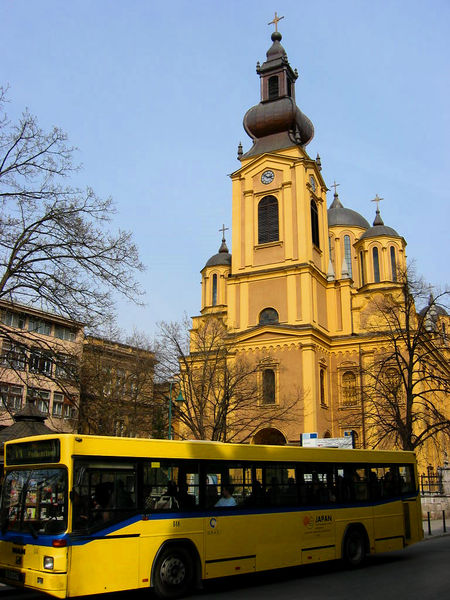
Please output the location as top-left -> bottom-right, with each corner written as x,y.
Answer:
241,31 -> 314,159
204,237 -> 231,269
359,208 -> 400,239
327,192 -> 370,229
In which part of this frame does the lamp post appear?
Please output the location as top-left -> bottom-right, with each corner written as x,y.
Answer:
168,380 -> 184,440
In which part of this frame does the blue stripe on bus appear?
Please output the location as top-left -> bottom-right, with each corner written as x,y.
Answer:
0,492 -> 419,548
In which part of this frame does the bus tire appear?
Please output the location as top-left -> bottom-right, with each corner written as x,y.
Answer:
342,526 -> 366,568
153,544 -> 194,599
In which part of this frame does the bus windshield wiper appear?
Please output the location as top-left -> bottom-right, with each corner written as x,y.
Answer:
27,522 -> 38,539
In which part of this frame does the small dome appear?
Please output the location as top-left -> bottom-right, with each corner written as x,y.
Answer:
419,294 -> 448,317
204,236 -> 231,269
359,208 -> 400,240
327,193 -> 369,229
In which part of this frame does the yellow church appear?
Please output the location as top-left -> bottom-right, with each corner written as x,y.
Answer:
188,29 -> 449,472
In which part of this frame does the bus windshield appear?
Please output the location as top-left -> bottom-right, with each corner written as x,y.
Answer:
1,468 -> 67,536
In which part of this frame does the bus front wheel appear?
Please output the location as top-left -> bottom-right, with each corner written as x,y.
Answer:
153,545 -> 194,599
342,527 -> 366,568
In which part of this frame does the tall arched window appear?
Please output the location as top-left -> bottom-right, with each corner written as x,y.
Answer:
390,246 -> 397,282
258,196 -> 279,244
372,247 -> 380,283
262,369 -> 276,404
268,76 -> 279,100
360,251 -> 365,286
212,274 -> 217,306
320,368 -> 326,406
259,308 -> 279,324
310,199 -> 320,247
344,235 -> 353,278
342,371 -> 357,406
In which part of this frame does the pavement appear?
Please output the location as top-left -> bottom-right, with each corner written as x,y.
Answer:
422,517 -> 449,538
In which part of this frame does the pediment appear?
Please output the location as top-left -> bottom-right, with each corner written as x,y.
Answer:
233,325 -> 304,345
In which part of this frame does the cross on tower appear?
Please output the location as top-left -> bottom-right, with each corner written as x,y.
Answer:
219,224 -> 229,240
330,180 -> 340,195
371,194 -> 384,211
268,12 -> 284,32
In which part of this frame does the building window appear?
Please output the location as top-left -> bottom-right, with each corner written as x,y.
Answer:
64,403 -> 76,420
54,325 -> 76,341
262,369 -> 276,404
258,195 -> 279,244
27,387 -> 50,414
0,382 -> 24,411
1,340 -> 27,370
1,311 -> 26,329
342,371 -> 358,406
52,392 -> 64,417
29,349 -> 53,375
344,235 -> 353,278
268,75 -> 279,100
212,274 -> 218,306
390,246 -> 397,282
320,368 -> 326,406
55,354 -> 76,380
259,308 -> 279,325
360,251 -> 365,286
287,78 -> 292,97
28,318 -> 52,336
372,247 -> 380,283
310,199 -> 320,247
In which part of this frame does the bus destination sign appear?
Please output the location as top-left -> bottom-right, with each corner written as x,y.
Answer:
6,439 -> 61,465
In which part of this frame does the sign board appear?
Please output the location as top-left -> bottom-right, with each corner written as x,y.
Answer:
300,432 -> 354,449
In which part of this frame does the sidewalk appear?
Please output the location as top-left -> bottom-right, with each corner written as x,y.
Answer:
422,517 -> 450,538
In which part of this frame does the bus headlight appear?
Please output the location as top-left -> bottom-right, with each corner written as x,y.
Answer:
43,556 -> 54,570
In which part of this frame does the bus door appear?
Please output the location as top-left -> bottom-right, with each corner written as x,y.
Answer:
69,460 -> 139,596
399,465 -> 421,543
298,464 -> 336,565
203,464 -> 257,578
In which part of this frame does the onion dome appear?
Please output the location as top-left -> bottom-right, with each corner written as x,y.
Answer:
204,235 -> 231,269
419,293 -> 448,317
359,208 -> 400,240
328,191 -> 370,229
241,31 -> 314,159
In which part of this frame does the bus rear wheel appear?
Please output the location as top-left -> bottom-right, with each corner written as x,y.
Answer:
153,545 -> 194,599
342,527 -> 366,568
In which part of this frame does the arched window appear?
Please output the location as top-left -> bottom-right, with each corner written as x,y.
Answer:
258,195 -> 279,244
344,235 -> 353,278
287,78 -> 292,97
310,199 -> 320,247
320,368 -> 326,406
262,369 -> 276,404
373,247 -> 380,283
212,274 -> 217,306
342,371 -> 357,406
268,76 -> 279,100
259,308 -> 279,325
360,251 -> 365,286
390,246 -> 397,282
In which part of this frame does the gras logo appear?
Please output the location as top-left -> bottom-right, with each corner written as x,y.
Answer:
209,518 -> 217,529
303,515 -> 314,530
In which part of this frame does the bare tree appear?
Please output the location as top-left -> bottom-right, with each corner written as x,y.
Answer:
0,86 -> 144,329
343,269 -> 450,452
79,332 -> 157,437
156,315 -> 298,443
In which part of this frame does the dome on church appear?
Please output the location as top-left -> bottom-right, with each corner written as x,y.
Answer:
327,193 -> 369,229
204,238 -> 231,269
241,31 -> 314,159
359,208 -> 400,240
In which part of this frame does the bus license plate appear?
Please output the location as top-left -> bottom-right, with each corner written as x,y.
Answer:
5,569 -> 23,582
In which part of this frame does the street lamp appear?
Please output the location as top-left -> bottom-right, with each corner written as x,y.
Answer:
168,380 -> 184,440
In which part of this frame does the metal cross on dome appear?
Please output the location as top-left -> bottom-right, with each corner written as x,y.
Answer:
268,12 -> 284,32
371,194 -> 384,210
330,181 -> 340,194
219,224 -> 229,240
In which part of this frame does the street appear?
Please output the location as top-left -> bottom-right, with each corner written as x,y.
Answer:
1,535 -> 449,600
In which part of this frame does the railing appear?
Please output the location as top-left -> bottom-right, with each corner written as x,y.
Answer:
420,474 -> 443,495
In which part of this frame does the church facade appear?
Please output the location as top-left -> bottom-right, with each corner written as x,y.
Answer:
190,31 -> 448,472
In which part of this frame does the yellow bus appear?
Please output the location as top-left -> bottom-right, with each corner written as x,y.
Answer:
0,433 -> 423,598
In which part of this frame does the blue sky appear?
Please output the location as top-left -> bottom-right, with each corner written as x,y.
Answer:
2,0 -> 449,338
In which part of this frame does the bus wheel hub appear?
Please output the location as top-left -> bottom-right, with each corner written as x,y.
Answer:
160,556 -> 186,585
